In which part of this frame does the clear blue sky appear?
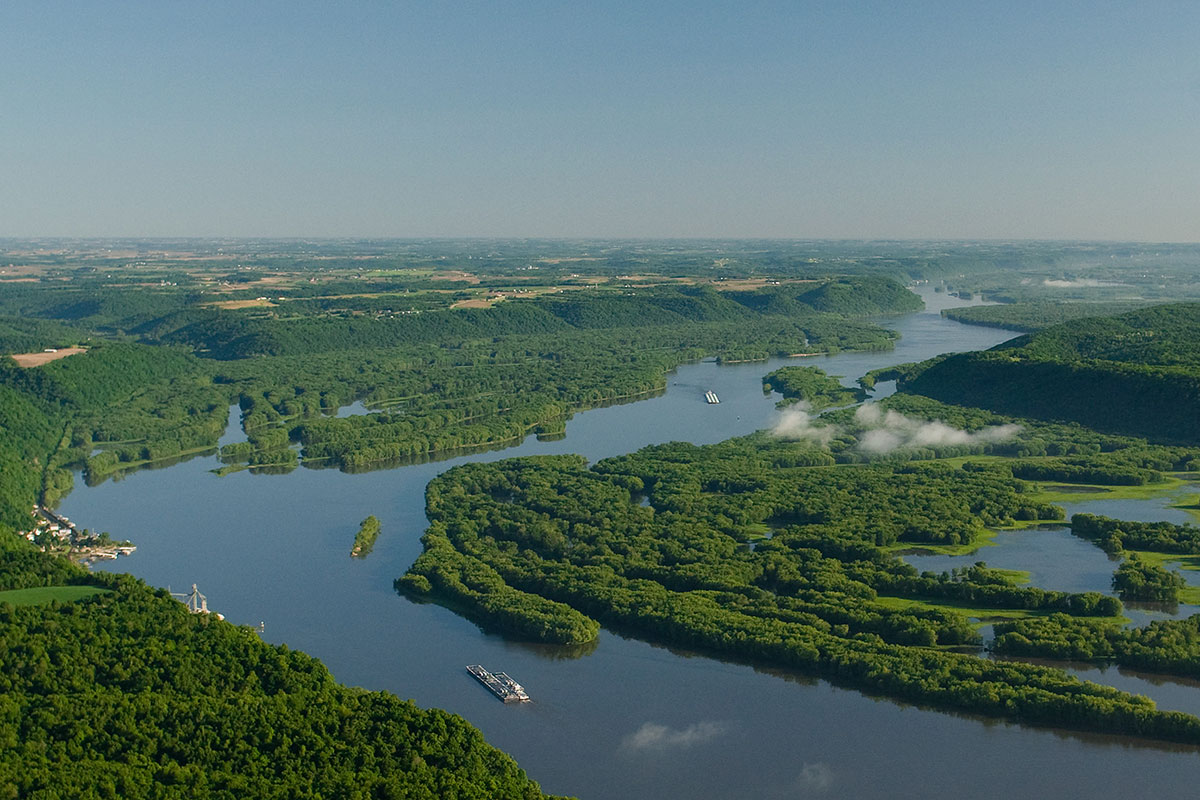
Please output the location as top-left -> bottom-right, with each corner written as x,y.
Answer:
2,1 -> 1197,240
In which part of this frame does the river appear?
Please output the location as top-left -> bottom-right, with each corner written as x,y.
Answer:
60,289 -> 1200,799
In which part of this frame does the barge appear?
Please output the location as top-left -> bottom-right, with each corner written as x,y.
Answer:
705,390 -> 720,404
467,664 -> 531,703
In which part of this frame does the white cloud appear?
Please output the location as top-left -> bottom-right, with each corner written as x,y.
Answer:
621,721 -> 726,752
794,762 -> 834,793
770,402 -> 839,445
854,402 -> 1020,454
1042,278 -> 1124,288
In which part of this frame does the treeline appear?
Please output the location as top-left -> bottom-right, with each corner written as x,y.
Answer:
0,283 -> 195,334
156,279 -> 919,360
5,344 -> 234,487
0,342 -> 197,410
997,303 -> 1200,365
1008,459 -> 1162,486
787,394 -> 1198,481
906,353 -> 1200,444
872,570 -> 1120,615
398,521 -> 601,645
995,613 -> 1200,679
160,302 -> 571,359
0,386 -> 63,530
1071,513 -> 1200,556
3,274 -> 922,361
0,315 -> 89,354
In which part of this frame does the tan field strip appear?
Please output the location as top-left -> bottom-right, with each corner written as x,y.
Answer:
10,347 -> 87,367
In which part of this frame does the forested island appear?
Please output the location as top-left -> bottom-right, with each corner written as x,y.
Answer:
351,515 -> 382,558
762,365 -> 867,409
396,396 -> 1200,742
6,239 -> 1200,792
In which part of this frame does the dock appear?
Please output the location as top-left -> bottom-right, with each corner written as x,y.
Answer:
467,664 -> 531,703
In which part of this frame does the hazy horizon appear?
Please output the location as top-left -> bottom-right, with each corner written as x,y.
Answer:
3,2 -> 1198,241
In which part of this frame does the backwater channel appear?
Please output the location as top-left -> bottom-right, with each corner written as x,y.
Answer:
61,290 -> 1200,798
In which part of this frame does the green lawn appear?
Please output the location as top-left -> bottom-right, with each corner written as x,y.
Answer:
882,527 -> 1001,557
1032,473 -> 1200,505
0,585 -> 110,606
874,594 -> 1128,626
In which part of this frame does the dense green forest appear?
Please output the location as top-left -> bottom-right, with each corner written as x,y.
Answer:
1071,513 -> 1200,556
900,304 -> 1200,444
762,365 -> 867,409
35,281 -> 914,480
0,412 -> 562,798
0,255 -> 936,795
942,301 -> 1156,332
1111,554 -> 1186,602
0,571 -> 562,799
993,613 -> 1200,679
394,426 -> 1200,743
0,268 -> 930,524
6,241 -> 1200,786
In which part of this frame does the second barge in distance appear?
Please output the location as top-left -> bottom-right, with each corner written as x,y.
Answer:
467,664 -> 531,703
705,390 -> 720,404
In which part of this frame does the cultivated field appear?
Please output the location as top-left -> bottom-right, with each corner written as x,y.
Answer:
10,347 -> 87,367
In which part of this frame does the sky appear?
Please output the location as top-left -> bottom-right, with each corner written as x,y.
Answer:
1,1 -> 1198,240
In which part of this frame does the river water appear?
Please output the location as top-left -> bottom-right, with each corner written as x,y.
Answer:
61,290 -> 1200,798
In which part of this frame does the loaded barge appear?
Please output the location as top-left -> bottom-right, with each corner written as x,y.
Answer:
467,664 -> 531,703
705,390 -> 720,404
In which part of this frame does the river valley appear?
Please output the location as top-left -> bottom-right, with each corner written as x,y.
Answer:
60,290 -> 1200,799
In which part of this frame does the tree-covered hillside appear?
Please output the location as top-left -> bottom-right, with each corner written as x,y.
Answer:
0,358 -> 565,798
993,303 -> 1200,366
0,571 -> 562,799
901,303 -> 1200,443
942,301 -> 1156,332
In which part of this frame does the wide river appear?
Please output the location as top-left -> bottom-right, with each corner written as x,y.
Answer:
62,290 -> 1200,798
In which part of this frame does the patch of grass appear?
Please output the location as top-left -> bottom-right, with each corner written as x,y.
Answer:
874,595 -> 1047,623
742,523 -> 771,539
0,585 -> 110,606
883,528 -> 1001,557
875,594 -> 1128,626
989,568 -> 1032,585
1169,492 -> 1200,523
993,517 -> 1070,531
1032,475 -> 1195,505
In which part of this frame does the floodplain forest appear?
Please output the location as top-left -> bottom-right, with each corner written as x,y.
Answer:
4,240 -> 1200,794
